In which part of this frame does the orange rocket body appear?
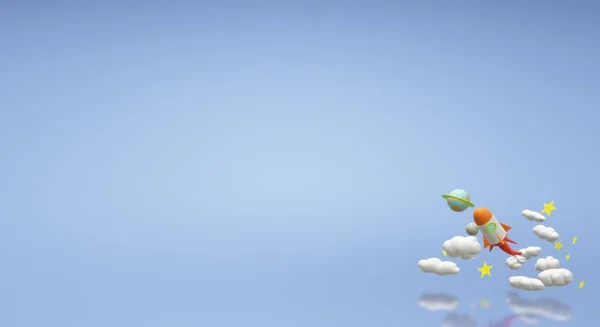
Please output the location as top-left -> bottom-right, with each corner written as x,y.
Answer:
473,207 -> 522,256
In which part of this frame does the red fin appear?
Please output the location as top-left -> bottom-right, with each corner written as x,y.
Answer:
500,223 -> 511,231
483,237 -> 490,248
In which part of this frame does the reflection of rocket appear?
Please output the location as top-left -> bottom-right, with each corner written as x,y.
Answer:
473,207 -> 522,256
485,315 -> 519,327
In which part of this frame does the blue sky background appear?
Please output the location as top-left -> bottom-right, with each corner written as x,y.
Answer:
1,1 -> 599,326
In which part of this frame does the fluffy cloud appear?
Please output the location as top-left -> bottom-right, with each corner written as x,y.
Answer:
506,255 -> 527,270
519,246 -> 542,259
532,225 -> 559,242
509,276 -> 545,291
442,236 -> 481,260
521,209 -> 546,222
506,292 -> 571,321
537,268 -> 573,286
442,313 -> 477,327
535,256 -> 560,272
418,293 -> 458,312
418,258 -> 460,275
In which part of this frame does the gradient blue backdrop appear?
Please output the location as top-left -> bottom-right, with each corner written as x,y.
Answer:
1,1 -> 599,326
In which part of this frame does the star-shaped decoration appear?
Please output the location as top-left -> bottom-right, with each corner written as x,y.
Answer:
579,281 -> 585,289
541,200 -> 557,216
565,254 -> 571,260
442,250 -> 447,256
555,241 -> 563,250
478,262 -> 493,278
572,236 -> 578,245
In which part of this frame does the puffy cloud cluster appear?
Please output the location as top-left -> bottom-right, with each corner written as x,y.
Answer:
442,236 -> 481,260
519,246 -> 542,259
505,246 -> 541,270
506,292 -> 571,321
537,268 -> 573,286
418,293 -> 458,312
522,209 -> 546,222
418,258 -> 460,275
533,225 -> 559,242
508,276 -> 545,291
506,255 -> 527,270
535,256 -> 560,272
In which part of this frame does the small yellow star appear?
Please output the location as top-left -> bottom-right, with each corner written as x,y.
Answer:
579,281 -> 585,289
541,200 -> 557,216
478,262 -> 493,278
572,236 -> 578,245
555,241 -> 563,250
442,250 -> 447,256
565,254 -> 571,260
479,299 -> 490,308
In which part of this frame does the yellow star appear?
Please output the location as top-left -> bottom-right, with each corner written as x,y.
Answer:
442,250 -> 447,256
478,262 -> 493,278
479,299 -> 490,308
565,254 -> 571,260
541,200 -> 557,216
555,241 -> 563,250
579,281 -> 585,289
572,236 -> 578,245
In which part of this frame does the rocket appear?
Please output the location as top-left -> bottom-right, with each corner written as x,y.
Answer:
473,207 -> 522,256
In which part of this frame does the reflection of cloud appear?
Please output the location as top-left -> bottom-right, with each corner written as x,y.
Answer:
442,313 -> 477,327
443,236 -> 481,260
519,315 -> 540,325
506,292 -> 571,321
418,293 -> 458,312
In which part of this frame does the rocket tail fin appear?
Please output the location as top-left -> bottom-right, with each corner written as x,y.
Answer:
483,237 -> 490,249
500,223 -> 512,231
505,237 -> 517,244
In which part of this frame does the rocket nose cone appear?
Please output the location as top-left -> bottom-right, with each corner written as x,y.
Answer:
473,207 -> 493,225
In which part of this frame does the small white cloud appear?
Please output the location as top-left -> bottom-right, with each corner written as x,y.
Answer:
506,255 -> 527,270
522,209 -> 546,222
418,293 -> 458,312
442,313 -> 477,327
519,246 -> 542,259
418,257 -> 460,275
442,236 -> 481,260
506,292 -> 571,321
519,315 -> 540,325
537,268 -> 573,286
533,225 -> 559,242
509,276 -> 545,291
535,256 -> 560,272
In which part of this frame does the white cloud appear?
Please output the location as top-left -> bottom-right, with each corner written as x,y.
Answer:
535,256 -> 560,272
506,255 -> 527,270
442,236 -> 481,260
506,292 -> 571,321
519,246 -> 542,259
519,315 -> 540,325
522,209 -> 546,222
537,268 -> 573,286
509,276 -> 545,291
418,258 -> 460,275
442,313 -> 477,327
418,293 -> 458,312
532,225 -> 559,242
